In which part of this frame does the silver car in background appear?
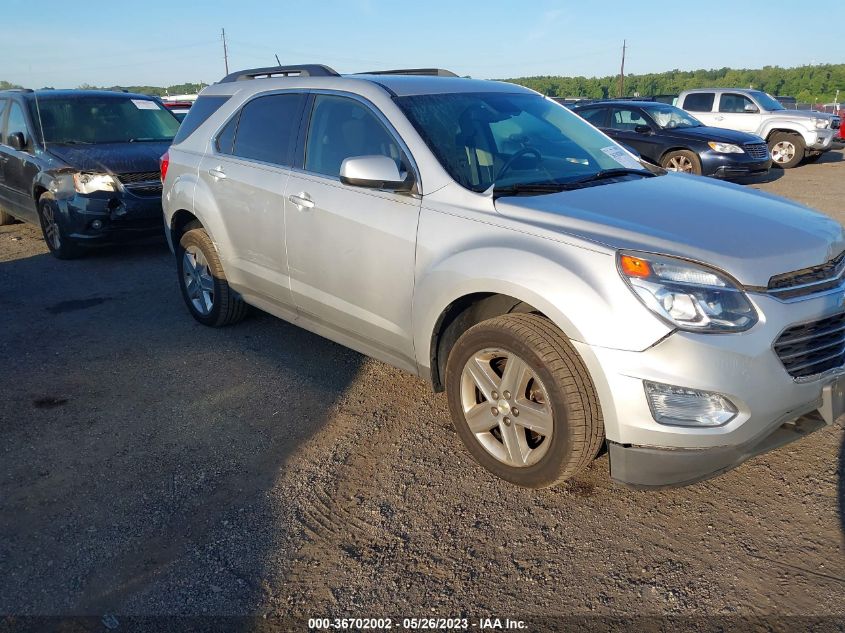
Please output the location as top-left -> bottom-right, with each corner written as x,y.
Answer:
161,65 -> 844,489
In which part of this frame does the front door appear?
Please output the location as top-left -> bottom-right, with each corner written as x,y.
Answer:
714,93 -> 762,133
195,92 -> 307,307
1,101 -> 39,222
284,93 -> 421,368
606,106 -> 663,162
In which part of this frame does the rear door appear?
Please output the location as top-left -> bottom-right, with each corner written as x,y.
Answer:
283,93 -> 421,369
680,92 -> 717,126
0,99 -> 9,200
196,92 -> 307,307
714,93 -> 762,133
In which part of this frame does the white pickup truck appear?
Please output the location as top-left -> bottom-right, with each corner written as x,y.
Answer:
677,88 -> 840,168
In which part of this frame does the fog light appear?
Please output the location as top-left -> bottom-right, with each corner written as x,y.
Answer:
644,381 -> 737,427
91,219 -> 103,230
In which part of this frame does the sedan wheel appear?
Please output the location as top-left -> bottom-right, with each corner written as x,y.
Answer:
460,347 -> 554,468
660,150 -> 701,175
666,155 -> 693,172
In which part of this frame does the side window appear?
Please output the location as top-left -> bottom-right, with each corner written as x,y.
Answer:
304,95 -> 402,178
719,93 -> 755,114
232,93 -> 305,166
172,95 -> 229,145
682,92 -> 715,112
577,107 -> 607,127
0,100 -> 7,138
610,108 -> 649,131
216,114 -> 238,154
5,102 -> 30,146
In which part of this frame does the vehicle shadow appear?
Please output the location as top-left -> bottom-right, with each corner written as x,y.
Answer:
0,243 -> 367,617
816,148 -> 844,164
736,168 -> 784,186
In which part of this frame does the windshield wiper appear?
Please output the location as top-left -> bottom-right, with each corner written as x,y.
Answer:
128,137 -> 171,142
568,168 -> 655,185
491,182 -> 576,199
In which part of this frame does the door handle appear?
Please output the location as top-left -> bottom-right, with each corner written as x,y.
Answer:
288,192 -> 314,210
208,166 -> 226,179
714,115 -> 724,121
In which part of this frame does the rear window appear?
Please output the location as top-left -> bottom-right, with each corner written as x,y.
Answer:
172,95 -> 230,144
682,92 -> 715,112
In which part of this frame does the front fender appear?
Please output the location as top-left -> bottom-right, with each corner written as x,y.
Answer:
412,211 -> 671,374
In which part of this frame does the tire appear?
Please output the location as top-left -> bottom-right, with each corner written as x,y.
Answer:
176,227 -> 247,327
0,208 -> 14,225
660,150 -> 702,175
37,193 -> 84,259
445,313 -> 604,488
768,132 -> 805,169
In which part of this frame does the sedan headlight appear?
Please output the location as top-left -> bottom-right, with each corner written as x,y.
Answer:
707,141 -> 744,154
618,252 -> 758,333
814,118 -> 830,129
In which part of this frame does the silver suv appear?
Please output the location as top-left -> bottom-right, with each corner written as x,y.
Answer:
162,65 -> 843,489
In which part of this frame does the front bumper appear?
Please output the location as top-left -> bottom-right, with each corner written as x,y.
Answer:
805,128 -> 836,151
57,191 -> 164,243
700,151 -> 771,180
573,289 -> 843,486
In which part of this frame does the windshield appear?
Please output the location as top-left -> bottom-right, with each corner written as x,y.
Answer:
749,91 -> 785,112
641,104 -> 701,129
32,96 -> 180,144
395,92 -> 647,192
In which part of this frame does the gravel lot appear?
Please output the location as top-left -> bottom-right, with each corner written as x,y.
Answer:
1,149 -> 843,628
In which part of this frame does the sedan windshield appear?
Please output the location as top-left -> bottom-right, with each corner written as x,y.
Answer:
748,91 -> 785,112
641,104 -> 701,129
32,96 -> 180,144
395,92 -> 648,193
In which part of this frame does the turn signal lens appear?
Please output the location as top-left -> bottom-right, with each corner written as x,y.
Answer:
620,255 -> 651,278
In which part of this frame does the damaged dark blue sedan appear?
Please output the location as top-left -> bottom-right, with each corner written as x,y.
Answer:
0,89 -> 179,258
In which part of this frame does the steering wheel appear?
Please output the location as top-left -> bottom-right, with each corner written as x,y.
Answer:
496,147 -> 542,181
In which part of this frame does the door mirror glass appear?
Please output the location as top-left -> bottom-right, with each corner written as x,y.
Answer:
743,103 -> 759,113
7,131 -> 26,151
339,155 -> 409,190
634,124 -> 652,135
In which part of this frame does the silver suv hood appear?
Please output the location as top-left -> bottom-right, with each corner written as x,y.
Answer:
494,174 -> 845,288
766,109 -> 837,123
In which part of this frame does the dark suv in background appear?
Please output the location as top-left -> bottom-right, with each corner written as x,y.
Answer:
572,100 -> 771,180
0,89 -> 180,258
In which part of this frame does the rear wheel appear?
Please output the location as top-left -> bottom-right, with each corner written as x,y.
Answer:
768,132 -> 805,169
660,150 -> 701,175
445,313 -> 604,488
176,227 -> 248,327
37,193 -> 83,259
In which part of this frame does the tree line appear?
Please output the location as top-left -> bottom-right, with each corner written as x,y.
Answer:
503,64 -> 845,104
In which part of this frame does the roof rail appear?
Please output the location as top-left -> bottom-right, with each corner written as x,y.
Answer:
358,68 -> 459,77
219,64 -> 339,83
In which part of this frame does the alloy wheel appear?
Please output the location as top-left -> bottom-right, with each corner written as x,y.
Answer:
666,155 -> 694,172
459,348 -> 554,467
182,246 -> 215,315
41,204 -> 61,250
771,141 -> 796,164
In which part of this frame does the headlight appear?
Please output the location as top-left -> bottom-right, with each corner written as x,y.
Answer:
72,173 -> 118,194
617,252 -> 758,332
707,141 -> 744,154
814,118 -> 829,129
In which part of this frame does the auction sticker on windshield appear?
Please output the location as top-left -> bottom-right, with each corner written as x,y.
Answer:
131,99 -> 161,110
600,145 -> 642,169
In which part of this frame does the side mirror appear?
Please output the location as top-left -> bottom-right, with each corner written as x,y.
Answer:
339,155 -> 411,191
634,124 -> 652,135
7,132 -> 26,151
743,103 -> 759,113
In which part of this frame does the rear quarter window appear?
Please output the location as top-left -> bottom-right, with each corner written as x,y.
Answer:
682,93 -> 715,112
172,95 -> 230,145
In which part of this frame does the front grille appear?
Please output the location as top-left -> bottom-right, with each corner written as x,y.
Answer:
774,312 -> 845,378
115,171 -> 163,197
767,250 -> 845,300
744,142 -> 769,160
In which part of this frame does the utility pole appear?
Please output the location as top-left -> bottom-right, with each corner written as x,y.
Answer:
617,40 -> 626,98
221,28 -> 229,75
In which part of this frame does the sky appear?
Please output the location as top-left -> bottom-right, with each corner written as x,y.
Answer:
2,0 -> 842,88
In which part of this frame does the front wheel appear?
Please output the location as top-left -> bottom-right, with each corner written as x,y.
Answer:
176,227 -> 248,327
37,194 -> 83,259
660,150 -> 701,175
768,132 -> 805,169
445,313 -> 604,488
